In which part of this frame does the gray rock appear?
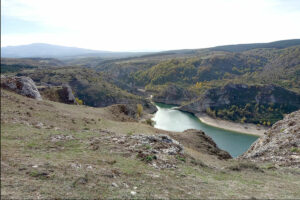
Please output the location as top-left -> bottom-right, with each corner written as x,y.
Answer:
1,75 -> 42,100
111,182 -> 118,187
240,110 -> 300,167
58,84 -> 76,104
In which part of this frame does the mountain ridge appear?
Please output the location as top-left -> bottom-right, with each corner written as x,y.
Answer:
1,43 -> 153,58
2,39 -> 300,59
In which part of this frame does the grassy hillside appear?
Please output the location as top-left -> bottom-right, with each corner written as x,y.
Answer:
2,89 -> 300,198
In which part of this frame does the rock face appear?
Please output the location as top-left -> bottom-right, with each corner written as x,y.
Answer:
180,84 -> 300,114
1,75 -> 42,100
241,110 -> 300,167
153,84 -> 195,105
38,84 -> 76,104
58,84 -> 76,104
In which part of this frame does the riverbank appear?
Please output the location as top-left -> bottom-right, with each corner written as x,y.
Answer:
197,113 -> 268,137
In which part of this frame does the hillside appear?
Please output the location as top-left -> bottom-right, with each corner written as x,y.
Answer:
1,58 -> 64,74
179,83 -> 300,125
130,45 -> 300,93
1,89 -> 300,198
15,67 -> 156,113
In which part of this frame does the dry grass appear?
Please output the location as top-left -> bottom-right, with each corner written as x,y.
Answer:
1,89 -> 300,199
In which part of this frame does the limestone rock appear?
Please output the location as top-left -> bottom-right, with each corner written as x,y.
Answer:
240,110 -> 300,167
1,75 -> 42,100
58,84 -> 76,104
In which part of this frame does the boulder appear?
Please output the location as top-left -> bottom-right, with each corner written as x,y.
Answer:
58,84 -> 76,104
1,75 -> 42,100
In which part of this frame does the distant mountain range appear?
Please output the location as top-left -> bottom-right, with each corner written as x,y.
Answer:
0,43 -> 152,59
1,39 -> 300,59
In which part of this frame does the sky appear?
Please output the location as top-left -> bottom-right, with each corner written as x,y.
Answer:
1,0 -> 300,51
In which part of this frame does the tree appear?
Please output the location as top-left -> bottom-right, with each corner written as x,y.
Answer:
195,82 -> 203,89
137,104 -> 143,118
241,116 -> 247,123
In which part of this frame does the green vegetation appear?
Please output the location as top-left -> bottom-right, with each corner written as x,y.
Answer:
17,67 -> 144,108
176,155 -> 186,162
207,103 -> 284,126
1,64 -> 37,73
202,84 -> 300,125
145,118 -> 155,126
290,147 -> 300,153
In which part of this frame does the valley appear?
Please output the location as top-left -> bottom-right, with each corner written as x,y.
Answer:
1,39 -> 300,198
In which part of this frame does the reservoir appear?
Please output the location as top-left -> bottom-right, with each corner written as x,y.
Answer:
152,103 -> 259,158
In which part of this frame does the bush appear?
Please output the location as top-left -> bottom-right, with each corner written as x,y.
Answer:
75,97 -> 83,105
136,104 -> 143,118
145,119 -> 155,126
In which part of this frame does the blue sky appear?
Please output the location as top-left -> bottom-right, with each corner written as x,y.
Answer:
1,0 -> 300,51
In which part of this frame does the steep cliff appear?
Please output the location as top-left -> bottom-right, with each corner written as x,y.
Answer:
152,84 -> 195,105
179,84 -> 300,125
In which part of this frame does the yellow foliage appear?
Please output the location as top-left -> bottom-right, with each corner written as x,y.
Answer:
75,97 -> 83,105
195,82 -> 203,89
137,104 -> 143,118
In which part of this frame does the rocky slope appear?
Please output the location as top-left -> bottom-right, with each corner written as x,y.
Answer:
241,110 -> 300,167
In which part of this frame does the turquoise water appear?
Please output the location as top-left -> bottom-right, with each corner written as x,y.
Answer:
152,103 -> 258,157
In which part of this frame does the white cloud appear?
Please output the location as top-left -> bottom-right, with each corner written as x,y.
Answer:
2,0 -> 300,51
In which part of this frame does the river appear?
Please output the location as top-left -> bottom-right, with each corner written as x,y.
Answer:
152,103 -> 258,158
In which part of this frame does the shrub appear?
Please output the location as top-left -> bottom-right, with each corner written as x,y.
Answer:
127,131 -> 134,136
290,147 -> 300,153
145,119 -> 155,126
75,97 -> 83,105
136,104 -> 143,118
176,155 -> 186,162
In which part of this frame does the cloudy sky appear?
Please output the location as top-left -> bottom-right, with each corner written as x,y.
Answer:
1,0 -> 300,51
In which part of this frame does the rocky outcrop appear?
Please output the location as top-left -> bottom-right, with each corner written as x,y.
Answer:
106,102 -> 157,122
1,75 -> 42,100
90,132 -> 185,169
38,84 -> 76,104
58,84 -> 76,104
168,129 -> 232,160
240,110 -> 300,167
153,84 -> 195,105
180,84 -> 300,114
